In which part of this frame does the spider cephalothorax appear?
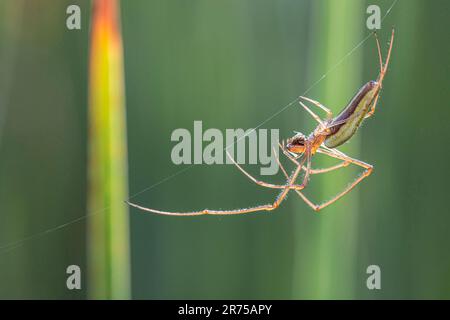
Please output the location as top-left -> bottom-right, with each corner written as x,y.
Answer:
286,133 -> 306,154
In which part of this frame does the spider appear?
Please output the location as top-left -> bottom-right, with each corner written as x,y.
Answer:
127,29 -> 394,216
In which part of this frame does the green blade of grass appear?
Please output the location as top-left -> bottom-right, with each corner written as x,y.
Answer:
292,0 -> 364,299
87,0 -> 130,299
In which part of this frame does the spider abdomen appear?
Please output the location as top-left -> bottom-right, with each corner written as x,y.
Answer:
325,81 -> 379,148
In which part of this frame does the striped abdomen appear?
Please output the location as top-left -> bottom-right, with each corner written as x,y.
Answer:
324,81 -> 379,148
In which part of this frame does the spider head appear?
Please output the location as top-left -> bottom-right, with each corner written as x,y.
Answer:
286,132 -> 306,154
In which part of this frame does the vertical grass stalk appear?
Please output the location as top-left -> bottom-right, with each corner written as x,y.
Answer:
87,0 -> 130,299
293,0 -> 363,299
314,0 -> 363,299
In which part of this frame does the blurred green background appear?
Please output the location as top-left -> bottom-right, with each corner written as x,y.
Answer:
1,0 -> 450,299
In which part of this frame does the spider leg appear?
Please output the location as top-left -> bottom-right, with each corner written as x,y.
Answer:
276,144 -> 350,211
278,142 -> 350,174
364,36 -> 382,119
127,201 -> 274,216
275,143 -> 344,205
299,96 -> 333,120
293,147 -> 373,212
364,92 -> 380,119
374,31 -> 384,76
272,146 -> 289,178
300,149 -> 312,186
279,141 -> 301,165
299,101 -> 327,129
127,150 -> 308,216
309,161 -> 351,174
226,151 -> 305,190
273,146 -> 319,210
365,28 -> 395,119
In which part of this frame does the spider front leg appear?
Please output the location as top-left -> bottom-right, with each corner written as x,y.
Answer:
126,201 -> 275,216
127,150 -> 308,216
293,147 -> 373,212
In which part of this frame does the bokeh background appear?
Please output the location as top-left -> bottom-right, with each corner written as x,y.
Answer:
1,0 -> 450,299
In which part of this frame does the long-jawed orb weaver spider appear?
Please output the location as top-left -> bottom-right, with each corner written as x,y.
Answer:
127,29 -> 394,216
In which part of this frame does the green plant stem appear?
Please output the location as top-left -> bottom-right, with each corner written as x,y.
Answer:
87,0 -> 130,300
